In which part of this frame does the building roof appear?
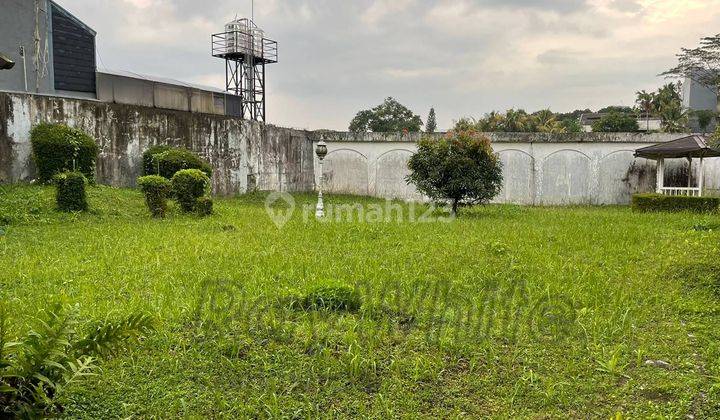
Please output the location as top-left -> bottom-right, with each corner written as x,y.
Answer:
50,1 -> 96,36
98,68 -> 227,94
634,135 -> 720,159
579,113 -> 606,125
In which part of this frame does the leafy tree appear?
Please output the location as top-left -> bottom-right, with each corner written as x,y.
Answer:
597,106 -> 634,115
710,125 -> 720,149
349,97 -> 423,133
693,109 -> 717,133
662,34 -> 720,91
560,118 -> 583,133
406,130 -> 503,215
592,112 -> 639,132
426,108 -> 438,134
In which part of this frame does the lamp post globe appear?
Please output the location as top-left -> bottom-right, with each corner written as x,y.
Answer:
315,141 -> 328,218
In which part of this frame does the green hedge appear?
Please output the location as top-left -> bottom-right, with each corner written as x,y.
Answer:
30,123 -> 99,183
142,146 -> 212,180
631,193 -> 720,213
171,169 -> 210,213
138,175 -> 172,218
54,171 -> 88,212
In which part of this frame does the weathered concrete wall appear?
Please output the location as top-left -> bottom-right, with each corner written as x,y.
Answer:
311,131 -> 720,205
0,92 -> 314,195
2,91 -> 717,205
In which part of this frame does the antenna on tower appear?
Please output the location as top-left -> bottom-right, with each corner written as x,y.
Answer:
211,8 -> 278,122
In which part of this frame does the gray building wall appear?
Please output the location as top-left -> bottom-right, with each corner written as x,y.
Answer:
0,0 -> 54,94
683,77 -> 719,132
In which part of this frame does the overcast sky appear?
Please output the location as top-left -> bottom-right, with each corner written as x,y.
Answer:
58,0 -> 720,131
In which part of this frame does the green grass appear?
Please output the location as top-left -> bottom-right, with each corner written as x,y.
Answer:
2,184 -> 720,418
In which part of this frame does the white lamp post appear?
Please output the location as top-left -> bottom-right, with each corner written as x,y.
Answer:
315,141 -> 328,218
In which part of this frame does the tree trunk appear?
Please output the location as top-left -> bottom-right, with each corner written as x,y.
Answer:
452,199 -> 459,216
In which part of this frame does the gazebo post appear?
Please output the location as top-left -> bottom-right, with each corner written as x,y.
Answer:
656,158 -> 665,194
687,157 -> 693,190
699,157 -> 705,197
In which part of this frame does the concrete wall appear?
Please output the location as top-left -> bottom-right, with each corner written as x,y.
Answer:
2,91 -> 718,205
311,131 -> 720,205
0,92 -> 314,195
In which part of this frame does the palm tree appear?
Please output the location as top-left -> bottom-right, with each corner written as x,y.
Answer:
635,90 -> 656,131
657,99 -> 689,133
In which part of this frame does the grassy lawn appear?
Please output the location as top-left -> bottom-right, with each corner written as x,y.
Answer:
1,184 -> 720,418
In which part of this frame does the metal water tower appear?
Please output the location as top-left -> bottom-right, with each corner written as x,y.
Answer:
212,18 -> 278,122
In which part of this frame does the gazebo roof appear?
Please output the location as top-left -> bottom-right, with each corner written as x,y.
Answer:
634,135 -> 720,160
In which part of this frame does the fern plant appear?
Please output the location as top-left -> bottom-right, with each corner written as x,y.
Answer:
0,303 -> 154,417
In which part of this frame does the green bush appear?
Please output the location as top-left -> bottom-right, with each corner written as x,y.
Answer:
407,130 -> 503,215
0,303 -> 154,417
591,112 -> 639,133
143,146 -> 212,179
631,193 -> 720,213
171,169 -> 210,213
138,175 -> 172,218
196,196 -> 214,216
54,171 -> 88,212
141,145 -> 172,176
301,285 -> 362,312
30,123 -> 99,183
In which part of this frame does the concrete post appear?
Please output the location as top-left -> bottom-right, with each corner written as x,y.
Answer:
699,157 -> 705,197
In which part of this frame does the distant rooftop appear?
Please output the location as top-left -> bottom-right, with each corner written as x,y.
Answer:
98,69 -> 226,94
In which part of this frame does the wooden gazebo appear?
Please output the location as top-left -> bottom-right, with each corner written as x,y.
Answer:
635,135 -> 720,197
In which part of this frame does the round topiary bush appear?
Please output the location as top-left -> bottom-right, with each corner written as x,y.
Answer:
171,169 -> 210,213
137,175 -> 172,218
142,146 -> 212,180
30,123 -> 99,183
54,171 -> 88,212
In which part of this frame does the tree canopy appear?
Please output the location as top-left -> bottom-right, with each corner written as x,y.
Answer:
349,97 -> 423,133
452,109 -> 582,133
662,34 -> 720,90
591,112 -> 639,133
406,130 -> 503,215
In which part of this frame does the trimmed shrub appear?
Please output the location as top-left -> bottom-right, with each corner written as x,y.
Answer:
30,123 -> 99,183
632,193 -> 720,213
141,145 -> 172,176
171,169 -> 210,213
143,146 -> 212,179
138,175 -> 172,218
54,171 -> 88,212
196,196 -> 214,216
301,285 -> 362,312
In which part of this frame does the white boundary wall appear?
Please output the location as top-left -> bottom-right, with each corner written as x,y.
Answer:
311,133 -> 720,205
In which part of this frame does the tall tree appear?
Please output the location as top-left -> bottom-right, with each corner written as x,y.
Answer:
426,108 -> 437,134
635,90 -> 657,131
662,34 -> 720,91
653,83 -> 688,133
349,97 -> 423,133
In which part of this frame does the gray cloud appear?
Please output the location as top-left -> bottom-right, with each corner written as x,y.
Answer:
56,0 -> 720,130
